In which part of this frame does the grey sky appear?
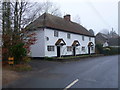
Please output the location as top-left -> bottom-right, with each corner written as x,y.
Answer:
33,0 -> 118,35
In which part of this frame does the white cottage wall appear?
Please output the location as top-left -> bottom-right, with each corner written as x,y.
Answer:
44,28 -> 95,57
30,29 -> 45,57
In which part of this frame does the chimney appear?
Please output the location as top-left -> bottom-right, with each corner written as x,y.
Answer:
64,14 -> 71,21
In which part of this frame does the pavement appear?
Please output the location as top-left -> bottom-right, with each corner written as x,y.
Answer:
3,55 -> 118,88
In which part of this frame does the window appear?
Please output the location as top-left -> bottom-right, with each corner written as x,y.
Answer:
67,46 -> 72,51
47,46 -> 54,51
67,33 -> 71,39
54,30 -> 58,37
91,47 -> 94,50
89,37 -> 91,41
82,46 -> 85,52
82,35 -> 84,41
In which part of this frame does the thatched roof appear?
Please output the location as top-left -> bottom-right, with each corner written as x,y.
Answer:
26,13 -> 94,37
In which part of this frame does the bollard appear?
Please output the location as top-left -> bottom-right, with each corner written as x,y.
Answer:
8,57 -> 14,65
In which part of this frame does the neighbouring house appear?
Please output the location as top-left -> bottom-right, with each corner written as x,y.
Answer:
108,37 -> 120,47
95,33 -> 109,45
103,41 -> 109,47
26,13 -> 95,57
96,32 -> 120,47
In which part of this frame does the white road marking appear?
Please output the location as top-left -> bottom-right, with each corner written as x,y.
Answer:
64,79 -> 79,90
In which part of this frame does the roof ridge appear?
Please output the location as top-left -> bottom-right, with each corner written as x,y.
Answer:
26,13 -> 94,37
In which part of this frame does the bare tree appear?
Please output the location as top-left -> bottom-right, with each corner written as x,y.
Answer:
2,0 -> 61,63
0,0 -> 62,31
0,1 -> 2,32
0,1 -> 2,47
23,1 -> 61,27
2,1 -> 12,47
100,29 -> 109,35
73,15 -> 81,24
2,0 -> 61,44
41,1 -> 61,16
89,29 -> 94,36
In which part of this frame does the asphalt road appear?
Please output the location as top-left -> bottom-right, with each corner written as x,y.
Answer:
4,55 -> 118,88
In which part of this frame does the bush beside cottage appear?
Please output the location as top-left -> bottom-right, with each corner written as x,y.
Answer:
96,44 -> 120,55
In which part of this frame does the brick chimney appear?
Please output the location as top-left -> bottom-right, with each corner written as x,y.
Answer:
64,14 -> 71,21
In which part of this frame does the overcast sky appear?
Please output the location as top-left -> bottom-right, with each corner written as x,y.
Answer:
33,0 -> 118,35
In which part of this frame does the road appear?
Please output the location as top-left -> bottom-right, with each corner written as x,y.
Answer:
4,55 -> 118,88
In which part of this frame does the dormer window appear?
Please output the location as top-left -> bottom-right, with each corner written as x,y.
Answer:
54,30 -> 58,37
67,33 -> 71,39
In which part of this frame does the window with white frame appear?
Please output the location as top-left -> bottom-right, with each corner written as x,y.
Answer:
89,37 -> 91,41
67,33 -> 71,39
82,46 -> 85,52
54,30 -> 58,37
47,46 -> 54,51
91,46 -> 94,50
67,46 -> 72,51
82,35 -> 84,41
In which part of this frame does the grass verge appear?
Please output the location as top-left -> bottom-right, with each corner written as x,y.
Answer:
3,64 -> 32,72
44,54 -> 104,61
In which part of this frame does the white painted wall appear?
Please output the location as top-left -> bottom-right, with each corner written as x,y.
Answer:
103,42 -> 109,47
30,28 -> 95,57
44,28 -> 95,57
30,28 -> 45,57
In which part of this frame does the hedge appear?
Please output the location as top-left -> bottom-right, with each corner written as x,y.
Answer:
96,44 -> 120,55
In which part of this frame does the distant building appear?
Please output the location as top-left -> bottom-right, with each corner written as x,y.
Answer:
26,13 -> 95,57
103,41 -> 109,47
109,28 -> 119,38
95,33 -> 109,45
108,37 -> 120,47
96,32 -> 120,47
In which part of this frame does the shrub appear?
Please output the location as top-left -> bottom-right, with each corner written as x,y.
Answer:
2,48 -> 9,62
103,47 -> 120,55
95,44 -> 103,54
103,47 -> 111,55
96,44 -> 120,55
109,47 -> 119,55
10,43 -> 27,64
22,56 -> 31,63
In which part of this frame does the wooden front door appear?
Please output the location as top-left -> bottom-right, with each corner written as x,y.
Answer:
88,46 -> 90,55
73,47 -> 76,56
57,46 -> 60,57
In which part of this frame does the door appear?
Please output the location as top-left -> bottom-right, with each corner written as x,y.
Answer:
88,46 -> 90,55
57,46 -> 60,57
73,47 -> 76,56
